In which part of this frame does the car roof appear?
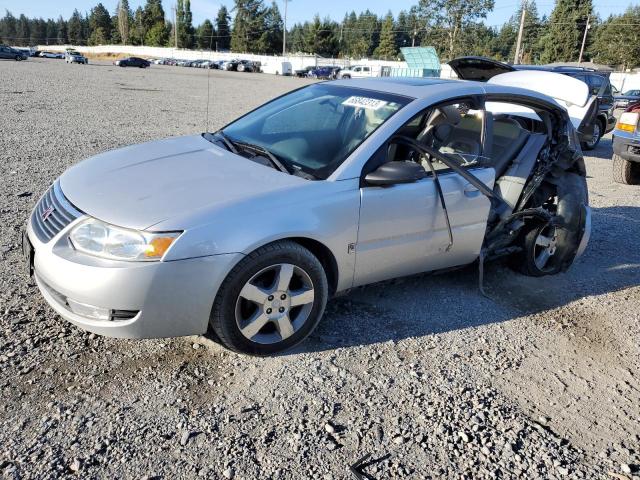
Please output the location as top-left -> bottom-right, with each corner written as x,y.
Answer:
330,77 -> 466,97
328,77 -> 563,111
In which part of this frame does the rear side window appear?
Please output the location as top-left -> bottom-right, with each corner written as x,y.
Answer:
588,75 -> 605,96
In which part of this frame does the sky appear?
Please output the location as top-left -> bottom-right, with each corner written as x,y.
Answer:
2,0 -> 639,28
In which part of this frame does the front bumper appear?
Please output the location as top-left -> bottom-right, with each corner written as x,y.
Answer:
613,131 -> 640,163
26,218 -> 243,339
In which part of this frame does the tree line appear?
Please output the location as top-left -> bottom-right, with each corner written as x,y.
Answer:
0,0 -> 638,68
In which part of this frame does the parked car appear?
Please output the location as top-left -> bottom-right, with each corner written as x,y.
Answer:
237,60 -> 259,72
39,51 -> 64,59
337,65 -> 374,79
294,66 -> 315,77
114,57 -> 150,68
65,51 -> 88,64
612,102 -> 640,185
223,60 -> 240,71
0,45 -> 28,61
308,66 -> 334,79
24,73 -> 592,355
448,57 -> 616,150
614,89 -> 640,110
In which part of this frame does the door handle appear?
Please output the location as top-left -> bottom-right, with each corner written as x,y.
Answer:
463,183 -> 481,197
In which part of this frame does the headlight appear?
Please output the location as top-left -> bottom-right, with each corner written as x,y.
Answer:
69,218 -> 181,261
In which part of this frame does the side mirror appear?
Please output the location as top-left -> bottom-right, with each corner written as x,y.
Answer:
364,161 -> 426,186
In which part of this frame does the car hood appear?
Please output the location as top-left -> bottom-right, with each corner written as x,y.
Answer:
60,135 -> 305,230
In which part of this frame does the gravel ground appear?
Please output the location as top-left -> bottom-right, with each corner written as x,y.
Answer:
1,58 -> 639,479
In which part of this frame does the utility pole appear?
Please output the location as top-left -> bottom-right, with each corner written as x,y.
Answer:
282,0 -> 289,56
514,1 -> 526,64
173,4 -> 178,49
578,14 -> 590,63
412,29 -> 417,47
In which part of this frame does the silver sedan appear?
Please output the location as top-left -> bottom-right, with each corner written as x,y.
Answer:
24,75 -> 592,355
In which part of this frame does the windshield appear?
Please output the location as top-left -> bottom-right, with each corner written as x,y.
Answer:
218,84 -> 410,179
623,90 -> 639,96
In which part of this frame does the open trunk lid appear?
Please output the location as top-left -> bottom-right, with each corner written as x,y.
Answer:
448,56 -> 515,82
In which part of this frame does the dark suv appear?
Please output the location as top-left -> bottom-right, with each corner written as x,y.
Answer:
448,57 -> 616,150
0,44 -> 28,61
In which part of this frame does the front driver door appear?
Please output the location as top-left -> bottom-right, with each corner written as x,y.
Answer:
353,167 -> 494,287
352,102 -> 495,287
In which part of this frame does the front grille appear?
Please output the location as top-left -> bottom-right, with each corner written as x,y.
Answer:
31,181 -> 82,243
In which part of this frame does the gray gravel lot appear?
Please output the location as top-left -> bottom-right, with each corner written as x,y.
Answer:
1,58 -> 639,479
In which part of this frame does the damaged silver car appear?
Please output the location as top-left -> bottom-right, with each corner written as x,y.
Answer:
24,72 -> 592,355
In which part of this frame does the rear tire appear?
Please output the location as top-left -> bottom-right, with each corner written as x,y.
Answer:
210,241 -> 328,355
514,223 -> 564,277
613,154 -> 640,185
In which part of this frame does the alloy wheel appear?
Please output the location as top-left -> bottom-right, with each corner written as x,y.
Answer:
533,225 -> 558,271
235,263 -> 315,345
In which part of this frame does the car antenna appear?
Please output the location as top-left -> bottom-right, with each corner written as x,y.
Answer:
205,32 -> 214,133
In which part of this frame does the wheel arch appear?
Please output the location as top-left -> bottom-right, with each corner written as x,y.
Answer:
234,236 -> 340,296
285,237 -> 339,296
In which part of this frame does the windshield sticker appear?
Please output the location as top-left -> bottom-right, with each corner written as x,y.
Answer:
342,96 -> 388,110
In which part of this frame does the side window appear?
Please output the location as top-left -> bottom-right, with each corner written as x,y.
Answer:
388,99 -> 487,173
363,67 -> 371,73
588,75 -> 604,96
353,67 -> 361,72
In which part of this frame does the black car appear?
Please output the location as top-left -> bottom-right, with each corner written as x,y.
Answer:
449,57 -> 616,150
114,57 -> 150,68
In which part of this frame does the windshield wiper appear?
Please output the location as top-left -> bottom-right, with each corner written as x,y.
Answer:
232,140 -> 291,175
212,130 -> 238,153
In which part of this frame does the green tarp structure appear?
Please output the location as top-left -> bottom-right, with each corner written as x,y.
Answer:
390,47 -> 441,78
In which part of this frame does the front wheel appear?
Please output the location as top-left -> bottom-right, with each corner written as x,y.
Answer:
210,241 -> 328,355
613,154 -> 640,185
581,120 -> 602,150
15,55 -> 22,61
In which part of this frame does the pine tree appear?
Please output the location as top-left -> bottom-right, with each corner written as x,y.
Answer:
257,2 -> 283,54
538,0 -> 594,63
30,18 -> 47,46
56,16 -> 67,44
216,6 -> 231,50
374,12 -> 397,60
592,6 -> 640,69
508,1 -> 541,63
231,0 -> 266,53
176,0 -> 194,48
16,14 -> 30,46
117,0 -> 131,44
88,3 -> 112,45
67,10 -> 83,45
0,12 -> 18,45
197,19 -> 215,49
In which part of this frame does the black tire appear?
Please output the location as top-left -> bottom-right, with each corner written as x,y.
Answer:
581,119 -> 603,150
613,154 -> 640,185
15,55 -> 21,61
341,74 -> 350,79
210,241 -> 328,355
